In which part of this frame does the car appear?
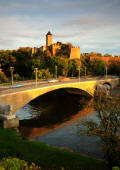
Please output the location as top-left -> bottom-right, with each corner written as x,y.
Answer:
48,79 -> 59,83
11,84 -> 24,88
60,77 -> 70,82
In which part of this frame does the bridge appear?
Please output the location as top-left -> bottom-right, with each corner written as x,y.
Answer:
0,76 -> 119,128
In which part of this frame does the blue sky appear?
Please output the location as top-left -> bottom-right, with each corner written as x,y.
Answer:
0,0 -> 120,55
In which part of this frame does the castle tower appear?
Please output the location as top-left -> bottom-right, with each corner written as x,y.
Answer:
69,47 -> 80,60
46,31 -> 53,47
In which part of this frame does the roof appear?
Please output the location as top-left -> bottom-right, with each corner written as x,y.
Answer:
46,31 -> 52,35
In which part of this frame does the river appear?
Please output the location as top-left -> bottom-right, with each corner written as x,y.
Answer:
15,89 -> 103,159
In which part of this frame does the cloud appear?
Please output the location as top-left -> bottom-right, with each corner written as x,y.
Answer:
0,0 -> 119,55
63,18 -> 100,30
54,31 -> 88,38
0,15 -> 50,49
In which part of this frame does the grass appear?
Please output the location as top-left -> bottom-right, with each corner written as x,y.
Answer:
0,126 -> 108,170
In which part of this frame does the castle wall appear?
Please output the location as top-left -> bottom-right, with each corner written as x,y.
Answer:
31,47 -> 39,55
69,47 -> 80,60
40,45 -> 46,52
51,43 -> 61,56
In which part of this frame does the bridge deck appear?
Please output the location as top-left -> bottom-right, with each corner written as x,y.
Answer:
0,77 -> 116,96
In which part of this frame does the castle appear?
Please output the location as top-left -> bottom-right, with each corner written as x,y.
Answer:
31,31 -> 80,60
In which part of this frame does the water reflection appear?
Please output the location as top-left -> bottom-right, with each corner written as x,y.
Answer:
15,89 -> 103,159
18,89 -> 91,135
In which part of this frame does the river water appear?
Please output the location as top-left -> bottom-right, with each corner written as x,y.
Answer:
15,89 -> 103,159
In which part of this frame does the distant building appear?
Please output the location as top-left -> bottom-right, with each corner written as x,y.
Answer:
51,43 -> 61,56
31,47 -> 39,55
69,47 -> 80,60
46,31 -> 53,47
39,45 -> 47,52
90,56 -> 120,63
31,31 -> 80,60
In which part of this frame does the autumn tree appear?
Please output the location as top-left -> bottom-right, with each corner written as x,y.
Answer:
0,69 -> 8,83
80,95 -> 120,169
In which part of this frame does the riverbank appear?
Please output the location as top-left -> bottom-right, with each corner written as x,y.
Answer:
0,126 -> 108,170
1,86 -> 119,169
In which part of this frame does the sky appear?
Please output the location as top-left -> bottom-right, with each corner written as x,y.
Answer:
0,0 -> 120,55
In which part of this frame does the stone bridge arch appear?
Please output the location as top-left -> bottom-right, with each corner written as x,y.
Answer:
0,77 -> 119,115
0,82 -> 96,114
103,82 -> 112,88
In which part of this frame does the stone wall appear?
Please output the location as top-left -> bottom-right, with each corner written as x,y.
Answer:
51,43 -> 61,56
39,45 -> 46,52
31,47 -> 39,55
69,47 -> 80,60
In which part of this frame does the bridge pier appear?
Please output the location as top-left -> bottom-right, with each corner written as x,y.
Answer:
0,104 -> 19,128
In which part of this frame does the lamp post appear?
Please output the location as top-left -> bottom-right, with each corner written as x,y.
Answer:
84,66 -> 86,79
55,65 -> 58,79
10,66 -> 14,86
34,68 -> 38,88
78,65 -> 80,81
78,60 -> 81,81
0,64 -> 2,72
105,66 -> 108,79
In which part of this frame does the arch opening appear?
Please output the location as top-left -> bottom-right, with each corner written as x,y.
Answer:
103,82 -> 112,88
18,88 -> 92,129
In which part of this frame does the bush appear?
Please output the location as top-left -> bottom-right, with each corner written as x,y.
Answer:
112,167 -> 120,170
0,158 -> 40,170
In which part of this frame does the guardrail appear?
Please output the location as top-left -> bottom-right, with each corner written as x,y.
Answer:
0,75 -> 118,88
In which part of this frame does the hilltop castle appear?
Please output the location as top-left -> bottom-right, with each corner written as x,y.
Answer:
31,31 -> 80,60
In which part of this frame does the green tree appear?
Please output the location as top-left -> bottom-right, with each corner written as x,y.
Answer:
68,59 -> 80,77
54,57 -> 68,76
13,48 -> 32,78
89,59 -> 107,76
104,53 -> 112,57
108,59 -> 120,75
37,69 -> 53,79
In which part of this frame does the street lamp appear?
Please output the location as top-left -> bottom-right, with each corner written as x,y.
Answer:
78,60 -> 81,81
78,65 -> 80,81
34,68 -> 38,88
84,66 -> 87,79
10,66 -> 14,86
105,66 -> 108,79
55,65 -> 58,79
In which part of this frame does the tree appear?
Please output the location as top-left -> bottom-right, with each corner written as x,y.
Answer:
108,59 -> 120,75
89,58 -> 107,76
54,57 -> 68,76
80,95 -> 120,168
104,53 -> 112,58
37,69 -> 53,79
13,48 -> 32,77
0,69 -> 8,83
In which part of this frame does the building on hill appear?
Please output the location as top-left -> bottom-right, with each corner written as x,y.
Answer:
46,31 -> 53,46
31,31 -> 80,60
70,47 -> 80,60
51,43 -> 62,56
90,56 -> 120,63
39,45 -> 46,52
31,47 -> 39,55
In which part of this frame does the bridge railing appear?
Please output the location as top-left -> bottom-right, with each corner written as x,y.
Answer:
0,75 -> 119,89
